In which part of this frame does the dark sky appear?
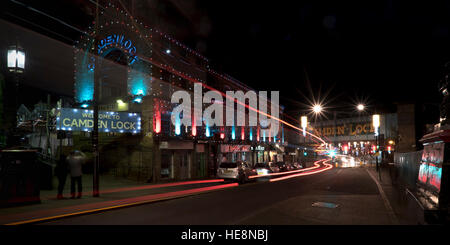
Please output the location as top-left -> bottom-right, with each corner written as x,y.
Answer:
2,0 -> 448,121
198,0 -> 447,118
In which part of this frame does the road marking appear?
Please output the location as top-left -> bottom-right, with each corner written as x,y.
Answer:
366,168 -> 399,225
312,201 -> 339,208
5,183 -> 238,225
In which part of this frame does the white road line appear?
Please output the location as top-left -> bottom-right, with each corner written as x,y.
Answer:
366,168 -> 399,225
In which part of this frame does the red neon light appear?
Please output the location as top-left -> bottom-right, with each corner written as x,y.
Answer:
241,127 -> 245,140
192,114 -> 197,136
220,133 -> 225,139
257,126 -> 260,141
154,100 -> 161,133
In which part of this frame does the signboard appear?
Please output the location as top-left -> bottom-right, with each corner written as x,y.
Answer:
159,141 -> 194,150
56,108 -> 141,133
312,122 -> 375,137
250,146 -> 265,151
221,145 -> 251,153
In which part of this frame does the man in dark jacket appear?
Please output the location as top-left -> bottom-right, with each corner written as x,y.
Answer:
55,152 -> 68,199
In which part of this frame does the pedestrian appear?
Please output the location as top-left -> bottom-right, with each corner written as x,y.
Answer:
55,151 -> 68,199
67,150 -> 86,199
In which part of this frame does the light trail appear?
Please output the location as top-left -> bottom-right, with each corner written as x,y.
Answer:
269,159 -> 333,182
4,182 -> 238,225
248,159 -> 326,179
198,76 -> 328,144
39,179 -> 227,200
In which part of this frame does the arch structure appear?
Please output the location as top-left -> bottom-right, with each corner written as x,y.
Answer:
74,3 -> 153,105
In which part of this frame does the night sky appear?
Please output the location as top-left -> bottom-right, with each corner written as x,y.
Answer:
199,1 -> 447,119
2,0 -> 448,122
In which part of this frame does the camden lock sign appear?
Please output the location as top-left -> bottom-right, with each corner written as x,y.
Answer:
313,122 -> 375,137
57,108 -> 141,133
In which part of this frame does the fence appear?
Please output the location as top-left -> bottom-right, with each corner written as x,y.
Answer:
393,150 -> 423,190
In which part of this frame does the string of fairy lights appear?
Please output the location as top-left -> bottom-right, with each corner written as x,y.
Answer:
71,2 -> 325,147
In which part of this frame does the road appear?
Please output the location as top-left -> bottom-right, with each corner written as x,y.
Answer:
40,159 -> 396,225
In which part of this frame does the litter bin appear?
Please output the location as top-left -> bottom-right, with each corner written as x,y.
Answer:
0,149 -> 41,207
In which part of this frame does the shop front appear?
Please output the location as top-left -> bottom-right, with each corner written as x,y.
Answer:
219,144 -> 252,164
158,140 -> 194,180
251,145 -> 265,165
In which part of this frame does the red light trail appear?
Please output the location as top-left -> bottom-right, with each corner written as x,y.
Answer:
40,179 -> 226,200
269,159 -> 333,182
248,159 -> 326,179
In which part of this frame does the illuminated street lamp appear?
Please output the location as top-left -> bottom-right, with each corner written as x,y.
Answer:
357,104 -> 365,111
7,44 -> 25,127
7,46 -> 25,73
313,104 -> 322,114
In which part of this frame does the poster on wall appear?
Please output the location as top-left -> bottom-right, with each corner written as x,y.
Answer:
418,142 -> 443,193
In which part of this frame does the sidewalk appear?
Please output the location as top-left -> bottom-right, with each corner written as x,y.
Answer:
0,174 -> 234,225
364,164 -> 424,225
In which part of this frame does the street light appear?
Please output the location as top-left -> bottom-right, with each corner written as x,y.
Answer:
313,104 -> 322,114
372,114 -> 380,174
7,45 -> 25,73
357,104 -> 365,111
7,44 -> 25,128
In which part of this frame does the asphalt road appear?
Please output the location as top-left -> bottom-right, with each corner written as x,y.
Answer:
40,165 -> 393,225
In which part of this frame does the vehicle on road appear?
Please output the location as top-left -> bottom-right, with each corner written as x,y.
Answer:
292,162 -> 303,169
217,161 -> 255,183
275,161 -> 291,172
285,162 -> 295,171
269,162 -> 280,173
254,162 -> 277,176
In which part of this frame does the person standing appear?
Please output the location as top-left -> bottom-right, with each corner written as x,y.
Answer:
67,150 -> 86,199
56,151 -> 68,199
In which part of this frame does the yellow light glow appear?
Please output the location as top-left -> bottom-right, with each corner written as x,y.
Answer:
116,100 -> 128,111
301,116 -> 308,128
313,104 -> 322,114
372,114 -> 380,128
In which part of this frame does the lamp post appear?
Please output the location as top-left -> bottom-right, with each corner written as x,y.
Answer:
372,114 -> 380,174
92,1 -> 100,197
7,44 -> 25,130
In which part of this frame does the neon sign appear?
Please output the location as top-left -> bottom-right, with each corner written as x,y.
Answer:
97,34 -> 138,64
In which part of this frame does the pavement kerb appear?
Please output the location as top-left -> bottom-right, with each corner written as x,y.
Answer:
365,168 -> 399,225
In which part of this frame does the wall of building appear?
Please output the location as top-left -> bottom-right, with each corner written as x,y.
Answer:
397,104 -> 416,153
